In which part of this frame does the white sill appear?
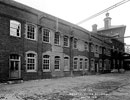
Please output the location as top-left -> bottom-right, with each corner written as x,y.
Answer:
54,69 -> 60,71
26,70 -> 37,72
26,38 -> 37,41
43,70 -> 51,72
10,35 -> 21,38
43,41 -> 50,44
73,69 -> 78,71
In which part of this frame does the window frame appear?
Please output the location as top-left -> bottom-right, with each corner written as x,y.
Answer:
84,58 -> 89,70
10,20 -> 21,37
42,54 -> 50,72
54,32 -> 60,45
26,23 -> 37,41
63,35 -> 69,47
84,42 -> 89,51
73,38 -> 78,49
79,58 -> 83,70
73,57 -> 78,70
54,56 -> 60,71
42,28 -> 50,43
26,51 -> 37,72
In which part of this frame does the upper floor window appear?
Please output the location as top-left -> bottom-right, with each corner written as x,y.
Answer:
54,32 -> 60,45
73,58 -> 78,70
26,24 -> 37,40
79,58 -> 83,70
63,36 -> 69,47
91,44 -> 94,52
54,56 -> 60,70
99,46 -> 102,54
42,29 -> 50,43
43,55 -> 50,71
26,51 -> 37,72
10,20 -> 21,37
84,42 -> 89,51
95,45 -> 98,53
74,38 -> 78,49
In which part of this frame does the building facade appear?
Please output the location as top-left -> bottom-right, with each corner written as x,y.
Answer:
0,0 -> 126,81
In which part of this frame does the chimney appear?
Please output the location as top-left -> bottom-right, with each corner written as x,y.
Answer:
92,24 -> 97,33
104,13 -> 111,29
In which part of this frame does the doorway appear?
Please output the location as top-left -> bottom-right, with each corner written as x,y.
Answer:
9,54 -> 21,78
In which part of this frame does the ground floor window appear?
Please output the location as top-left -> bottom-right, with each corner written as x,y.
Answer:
91,59 -> 95,71
43,55 -> 50,71
26,51 -> 37,72
73,58 -> 78,70
84,58 -> 89,70
54,56 -> 60,70
79,58 -> 83,70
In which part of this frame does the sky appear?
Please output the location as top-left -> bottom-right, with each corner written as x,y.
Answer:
14,0 -> 130,45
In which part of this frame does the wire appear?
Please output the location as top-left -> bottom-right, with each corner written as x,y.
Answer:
77,0 -> 130,25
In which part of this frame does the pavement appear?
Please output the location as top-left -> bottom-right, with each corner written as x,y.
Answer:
0,71 -> 130,100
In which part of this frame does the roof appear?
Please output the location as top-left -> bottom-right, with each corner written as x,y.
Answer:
97,25 -> 126,31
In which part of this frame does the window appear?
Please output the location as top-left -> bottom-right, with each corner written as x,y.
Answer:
10,54 -> 20,71
64,36 -> 69,47
26,24 -> 37,40
99,46 -> 102,54
10,20 -> 21,37
85,59 -> 88,70
64,57 -> 70,71
54,56 -> 60,70
26,52 -> 37,72
79,58 -> 83,70
90,44 -> 94,52
99,59 -> 102,70
84,42 -> 88,51
95,45 -> 98,53
54,32 -> 60,45
74,38 -> 77,48
43,55 -> 50,71
42,29 -> 50,43
73,58 -> 78,70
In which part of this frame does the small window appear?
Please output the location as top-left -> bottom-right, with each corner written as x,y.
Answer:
42,29 -> 50,43
85,59 -> 88,70
64,57 -> 70,71
64,36 -> 69,47
54,56 -> 60,70
84,42 -> 88,51
26,24 -> 37,40
43,55 -> 50,71
73,58 -> 78,70
26,52 -> 37,72
54,32 -> 60,45
79,58 -> 83,70
10,20 -> 21,37
74,38 -> 77,49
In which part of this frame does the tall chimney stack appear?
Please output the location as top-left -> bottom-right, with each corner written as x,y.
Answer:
92,24 -> 97,33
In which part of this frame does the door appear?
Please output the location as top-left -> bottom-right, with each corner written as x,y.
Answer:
9,54 -> 21,78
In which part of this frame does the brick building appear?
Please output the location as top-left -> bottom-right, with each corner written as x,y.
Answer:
0,0 -> 126,81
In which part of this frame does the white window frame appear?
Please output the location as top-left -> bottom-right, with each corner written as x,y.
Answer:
26,51 -> 37,72
54,56 -> 60,71
54,32 -> 60,45
84,42 -> 89,51
10,20 -> 21,37
42,28 -> 50,43
73,57 -> 78,70
42,54 -> 50,72
26,23 -> 37,41
73,38 -> 78,49
84,58 -> 89,70
79,58 -> 83,70
63,35 -> 69,47
64,56 -> 70,71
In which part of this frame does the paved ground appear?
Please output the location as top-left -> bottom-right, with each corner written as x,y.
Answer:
0,71 -> 130,100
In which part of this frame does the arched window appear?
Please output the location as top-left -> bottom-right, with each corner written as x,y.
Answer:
43,55 -> 50,71
26,51 -> 37,72
64,56 -> 70,71
85,58 -> 89,70
10,20 -> 21,37
73,58 -> 78,70
54,56 -> 60,70
79,58 -> 83,70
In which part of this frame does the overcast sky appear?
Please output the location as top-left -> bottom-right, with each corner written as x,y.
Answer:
14,0 -> 130,45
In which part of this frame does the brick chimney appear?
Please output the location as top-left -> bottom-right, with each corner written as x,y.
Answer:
104,13 -> 111,29
92,24 -> 97,33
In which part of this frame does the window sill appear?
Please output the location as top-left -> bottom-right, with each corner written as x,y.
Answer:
26,70 -> 37,72
10,35 -> 21,38
43,70 -> 51,72
54,69 -> 60,71
26,38 -> 37,41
